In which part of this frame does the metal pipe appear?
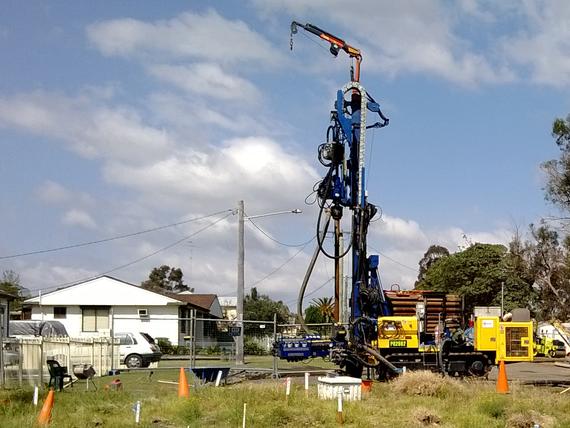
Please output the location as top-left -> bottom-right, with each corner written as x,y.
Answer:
361,344 -> 400,374
297,212 -> 331,333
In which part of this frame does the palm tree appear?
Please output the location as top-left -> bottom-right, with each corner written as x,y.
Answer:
311,297 -> 334,323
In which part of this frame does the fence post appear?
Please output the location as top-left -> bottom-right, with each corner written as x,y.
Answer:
0,309 -> 4,387
110,308 -> 114,372
18,338 -> 23,387
91,338 -> 95,368
189,310 -> 196,369
273,313 -> 278,379
39,338 -> 44,386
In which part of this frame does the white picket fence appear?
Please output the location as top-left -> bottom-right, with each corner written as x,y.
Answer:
2,336 -> 119,387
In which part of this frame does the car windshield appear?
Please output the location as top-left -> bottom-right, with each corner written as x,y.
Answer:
140,332 -> 155,344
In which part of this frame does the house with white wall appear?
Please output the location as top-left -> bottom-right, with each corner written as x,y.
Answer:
24,276 -> 221,345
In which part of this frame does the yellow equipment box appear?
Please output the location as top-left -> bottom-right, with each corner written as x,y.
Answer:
474,316 -> 499,351
377,316 -> 419,349
475,316 -> 533,362
497,321 -> 533,362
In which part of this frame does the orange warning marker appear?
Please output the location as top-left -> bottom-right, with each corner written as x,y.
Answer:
37,388 -> 55,426
496,360 -> 509,394
178,368 -> 189,398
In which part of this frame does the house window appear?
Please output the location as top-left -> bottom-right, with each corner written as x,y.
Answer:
53,307 -> 67,319
82,307 -> 110,332
179,307 -> 187,334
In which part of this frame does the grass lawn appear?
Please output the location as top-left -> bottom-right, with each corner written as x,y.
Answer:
1,371 -> 569,427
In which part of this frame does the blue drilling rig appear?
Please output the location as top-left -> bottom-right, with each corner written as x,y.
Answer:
275,22 -> 398,378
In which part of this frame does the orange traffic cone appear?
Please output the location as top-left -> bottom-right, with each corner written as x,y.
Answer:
178,367 -> 189,398
496,360 -> 509,394
37,388 -> 55,425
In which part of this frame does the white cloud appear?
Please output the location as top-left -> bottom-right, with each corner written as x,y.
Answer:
146,92 -> 278,137
252,0 -> 515,85
19,262 -> 98,293
373,215 -> 428,248
103,136 -> 319,212
500,0 -> 570,85
87,9 -> 284,66
0,91 -> 173,165
36,180 -> 95,207
37,181 -> 72,204
148,63 -> 261,102
62,209 -> 97,229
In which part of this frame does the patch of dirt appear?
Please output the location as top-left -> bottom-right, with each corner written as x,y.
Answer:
507,411 -> 555,428
412,407 -> 441,426
151,417 -> 176,427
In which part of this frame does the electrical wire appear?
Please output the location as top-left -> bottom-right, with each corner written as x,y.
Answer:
0,208 -> 234,260
368,244 -> 418,272
29,212 -> 233,294
245,236 -> 315,290
246,218 -> 314,248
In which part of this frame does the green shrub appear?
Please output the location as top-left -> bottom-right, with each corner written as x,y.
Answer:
156,337 -> 174,354
244,338 -> 267,356
173,345 -> 190,355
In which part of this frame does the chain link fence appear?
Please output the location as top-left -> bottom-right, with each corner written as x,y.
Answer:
178,316 -> 337,376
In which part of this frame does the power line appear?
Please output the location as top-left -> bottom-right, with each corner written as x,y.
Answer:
28,212 -> 233,294
246,217 -> 314,247
246,237 -> 315,291
0,208 -> 234,260
368,245 -> 418,272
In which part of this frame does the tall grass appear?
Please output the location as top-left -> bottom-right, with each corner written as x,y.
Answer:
1,371 -> 569,427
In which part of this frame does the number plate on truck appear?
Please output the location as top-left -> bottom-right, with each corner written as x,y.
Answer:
389,340 -> 407,347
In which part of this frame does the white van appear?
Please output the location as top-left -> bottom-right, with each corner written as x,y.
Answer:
116,332 -> 162,368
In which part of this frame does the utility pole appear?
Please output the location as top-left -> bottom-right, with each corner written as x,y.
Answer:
236,202 -> 301,365
236,200 -> 245,365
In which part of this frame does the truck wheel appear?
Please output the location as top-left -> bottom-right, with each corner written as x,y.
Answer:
468,359 -> 487,377
125,354 -> 143,368
548,349 -> 558,358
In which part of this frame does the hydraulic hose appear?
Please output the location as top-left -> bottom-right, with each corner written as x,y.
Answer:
316,202 -> 352,259
361,344 -> 400,374
297,211 -> 332,333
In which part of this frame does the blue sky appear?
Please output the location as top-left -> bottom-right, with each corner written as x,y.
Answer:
1,1 -> 569,305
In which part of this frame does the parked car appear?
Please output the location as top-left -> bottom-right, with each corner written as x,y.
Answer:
116,332 -> 162,368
